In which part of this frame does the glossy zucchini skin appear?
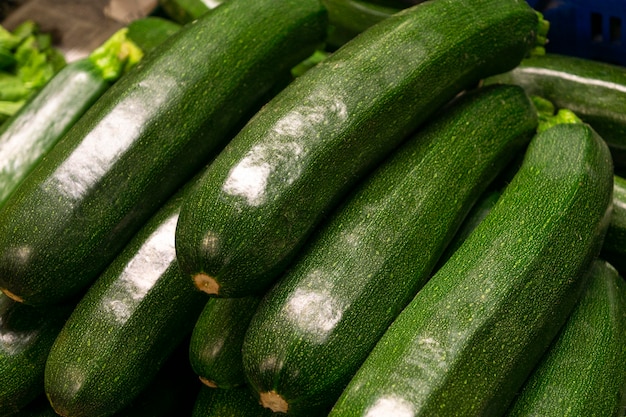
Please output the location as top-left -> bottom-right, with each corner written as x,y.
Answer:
0,294 -> 72,416
175,0 -> 541,299
485,53 -> 626,171
192,385 -> 275,417
189,296 -> 260,389
0,58 -> 110,209
43,181 -> 207,417
602,175 -> 626,275
505,259 -> 626,417
329,122 -> 613,417
242,85 -> 537,415
0,0 -> 328,306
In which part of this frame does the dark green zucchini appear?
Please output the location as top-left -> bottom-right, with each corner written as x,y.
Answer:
0,294 -> 73,416
484,53 -> 626,172
505,259 -> 626,417
0,28 -> 144,209
241,84 -> 537,415
0,0 -> 327,306
189,296 -> 261,389
44,178 -> 208,417
601,175 -> 626,275
192,385 -> 275,417
329,122 -> 613,416
175,0 -> 543,299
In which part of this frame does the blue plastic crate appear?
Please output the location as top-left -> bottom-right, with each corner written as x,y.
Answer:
530,0 -> 626,66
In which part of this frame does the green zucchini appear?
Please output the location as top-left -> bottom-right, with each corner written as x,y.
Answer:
189,296 -> 261,389
329,122 -> 613,416
192,385 -> 275,417
602,175 -> 626,275
43,175 -> 209,417
0,28 -> 144,210
242,84 -> 537,415
0,0 -> 327,306
0,294 -> 73,416
505,259 -> 626,417
484,53 -> 626,172
175,0 -> 544,299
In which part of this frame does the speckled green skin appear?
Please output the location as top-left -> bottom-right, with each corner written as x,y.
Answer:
602,175 -> 626,275
485,53 -> 626,171
505,260 -> 626,417
0,0 -> 327,306
125,17 -> 181,55
0,294 -> 72,416
175,0 -> 540,299
0,59 -> 110,209
189,295 -> 260,389
192,385 -> 275,417
329,122 -> 613,417
43,182 -> 207,417
241,85 -> 537,415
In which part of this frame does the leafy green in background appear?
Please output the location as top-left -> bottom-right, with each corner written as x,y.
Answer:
0,20 -> 66,125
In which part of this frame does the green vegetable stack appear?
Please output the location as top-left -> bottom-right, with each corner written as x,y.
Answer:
0,0 -> 625,415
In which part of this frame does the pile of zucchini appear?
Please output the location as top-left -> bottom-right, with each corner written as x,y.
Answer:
1,0 -> 626,415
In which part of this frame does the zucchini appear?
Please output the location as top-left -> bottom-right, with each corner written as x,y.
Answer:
44,177 -> 207,417
505,259 -> 626,417
0,27 -> 150,210
192,385 -> 275,417
484,53 -> 626,172
0,0 -> 327,306
189,296 -> 261,389
175,0 -> 544,299
329,122 -> 613,416
242,84 -> 537,415
0,294 -> 73,416
602,175 -> 626,275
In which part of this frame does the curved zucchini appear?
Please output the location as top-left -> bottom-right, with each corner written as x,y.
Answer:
192,385 -> 275,417
189,296 -> 261,389
505,259 -> 626,417
242,84 -> 537,415
175,0 -> 543,299
0,294 -> 72,416
43,178 -> 207,417
602,175 -> 626,275
0,0 -> 328,306
484,53 -> 626,172
329,122 -> 613,416
0,28 -> 144,210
